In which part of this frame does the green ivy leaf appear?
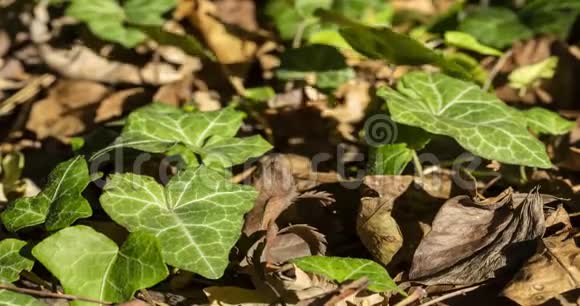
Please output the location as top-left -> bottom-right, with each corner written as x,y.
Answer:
32,226 -> 168,306
1,156 -> 91,232
458,7 -> 533,50
66,0 -> 145,48
508,57 -> 558,94
292,256 -> 402,293
93,104 -> 272,168
0,239 -> 33,283
444,31 -> 502,56
315,9 -> 470,79
123,0 -> 176,26
66,0 -> 176,47
276,44 -> 354,91
100,166 -> 257,279
378,72 -> 552,168
244,87 -> 276,102
0,290 -> 46,306
522,107 -> 575,135
368,144 -> 414,175
520,0 -> 580,39
0,240 -> 43,306
295,0 -> 332,18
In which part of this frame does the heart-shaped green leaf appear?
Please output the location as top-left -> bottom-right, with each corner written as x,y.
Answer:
379,72 -> 552,168
93,104 -> 271,168
1,156 -> 91,232
292,256 -> 401,293
100,166 -> 257,279
32,226 -> 168,306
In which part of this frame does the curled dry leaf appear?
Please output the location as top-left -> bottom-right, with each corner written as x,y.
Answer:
243,154 -> 299,236
243,224 -> 327,267
357,175 -> 413,265
410,188 -> 557,285
503,233 -> 580,306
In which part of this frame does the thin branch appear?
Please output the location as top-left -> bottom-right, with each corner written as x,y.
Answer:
417,284 -> 481,306
0,284 -> 112,305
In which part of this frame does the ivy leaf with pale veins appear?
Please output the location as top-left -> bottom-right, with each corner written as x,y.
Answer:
378,72 -> 552,168
94,104 -> 271,168
100,166 -> 257,279
32,226 -> 168,306
522,107 -> 575,135
0,291 -> 46,306
0,239 -> 33,283
292,256 -> 402,293
1,156 -> 91,232
0,239 -> 44,306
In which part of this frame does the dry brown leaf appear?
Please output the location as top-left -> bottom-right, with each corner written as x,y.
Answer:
357,175 -> 413,265
503,234 -> 580,305
0,30 -> 10,58
154,75 -> 193,107
243,154 -> 299,236
243,224 -> 326,267
95,88 -> 145,123
316,81 -> 371,141
409,188 -> 554,285
39,45 -> 197,85
188,0 -> 257,64
204,286 -> 277,306
26,79 -> 108,140
191,90 -> 222,111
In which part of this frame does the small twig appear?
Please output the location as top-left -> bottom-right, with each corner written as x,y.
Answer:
0,284 -> 112,305
483,50 -> 513,91
417,284 -> 481,306
394,288 -> 427,306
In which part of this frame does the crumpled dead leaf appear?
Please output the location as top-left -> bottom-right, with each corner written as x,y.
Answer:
357,175 -> 413,265
243,154 -> 335,236
503,233 -> 580,306
409,188 -> 556,285
26,79 -> 108,140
